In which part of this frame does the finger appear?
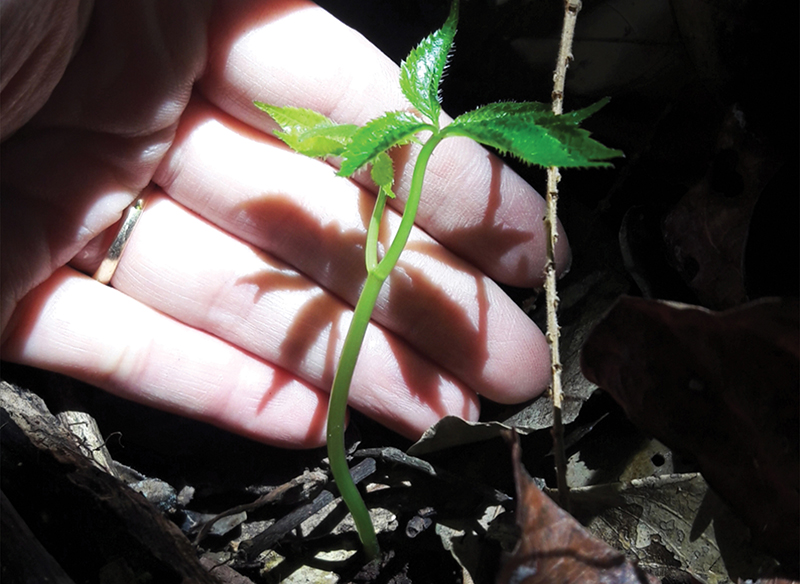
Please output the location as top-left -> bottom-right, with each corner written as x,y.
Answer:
199,0 -> 570,288
1,267 -> 329,448
100,190 -> 481,437
2,263 -> 480,443
154,98 -> 551,404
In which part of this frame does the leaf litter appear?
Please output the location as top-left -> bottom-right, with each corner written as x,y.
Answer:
581,296 -> 799,568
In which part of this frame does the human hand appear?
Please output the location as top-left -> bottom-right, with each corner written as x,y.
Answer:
1,0 -> 570,448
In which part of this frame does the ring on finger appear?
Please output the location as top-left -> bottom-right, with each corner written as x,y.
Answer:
93,194 -> 149,285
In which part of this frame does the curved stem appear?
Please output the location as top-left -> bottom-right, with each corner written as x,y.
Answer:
326,132 -> 443,560
326,270 -> 384,559
375,134 -> 443,279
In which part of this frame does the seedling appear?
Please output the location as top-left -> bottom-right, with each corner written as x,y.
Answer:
256,0 -> 621,559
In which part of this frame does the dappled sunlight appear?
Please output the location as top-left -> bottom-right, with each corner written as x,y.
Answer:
236,363 -> 328,448
235,190 -> 372,308
157,98 -> 375,294
150,108 -> 549,438
382,333 -> 482,427
233,192 -> 493,437
389,236 -> 548,404
144,25 -> 558,442
1,266 -> 329,448
384,258 -> 485,406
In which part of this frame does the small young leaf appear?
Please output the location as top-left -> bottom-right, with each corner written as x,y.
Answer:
371,152 -> 397,198
446,100 -> 623,168
563,96 -> 612,124
254,102 -> 357,158
255,102 -> 330,133
338,111 -> 433,177
399,0 -> 459,126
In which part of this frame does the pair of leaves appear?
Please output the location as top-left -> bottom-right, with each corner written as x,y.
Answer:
256,0 -> 621,198
395,0 -> 621,167
254,0 -> 456,185
253,103 -> 357,159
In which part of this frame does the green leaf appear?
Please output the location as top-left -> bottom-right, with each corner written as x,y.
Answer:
370,152 -> 397,198
255,102 -> 329,132
399,0 -> 459,126
254,102 -> 357,158
446,99 -> 623,168
563,96 -> 612,123
338,111 -> 433,177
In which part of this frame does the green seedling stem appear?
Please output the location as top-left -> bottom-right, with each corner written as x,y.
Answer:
256,0 -> 619,560
327,132 -> 443,558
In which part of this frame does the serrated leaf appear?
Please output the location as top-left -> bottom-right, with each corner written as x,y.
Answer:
446,100 -> 623,168
254,102 -> 357,158
338,111 -> 433,177
371,152 -> 397,198
399,0 -> 459,125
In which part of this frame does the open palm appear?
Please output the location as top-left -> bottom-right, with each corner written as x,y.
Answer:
1,0 -> 569,447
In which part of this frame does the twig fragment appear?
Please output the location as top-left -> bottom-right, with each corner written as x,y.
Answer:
545,0 -> 583,513
239,458 -> 377,561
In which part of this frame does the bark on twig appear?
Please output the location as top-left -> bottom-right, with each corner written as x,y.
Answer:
545,0 -> 582,513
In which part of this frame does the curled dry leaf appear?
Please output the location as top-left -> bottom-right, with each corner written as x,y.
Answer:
580,296 -> 799,566
498,431 -> 660,584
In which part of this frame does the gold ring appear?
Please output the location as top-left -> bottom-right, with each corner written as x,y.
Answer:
93,196 -> 148,284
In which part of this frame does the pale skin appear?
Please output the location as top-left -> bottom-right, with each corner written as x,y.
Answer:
1,0 -> 569,449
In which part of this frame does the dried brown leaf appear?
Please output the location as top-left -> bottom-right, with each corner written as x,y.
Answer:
581,297 -> 799,565
497,431 -> 660,584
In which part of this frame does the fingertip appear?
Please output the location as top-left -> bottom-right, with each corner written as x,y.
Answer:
350,359 -> 481,442
225,377 -> 331,449
393,385 -> 482,442
480,315 -> 552,406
